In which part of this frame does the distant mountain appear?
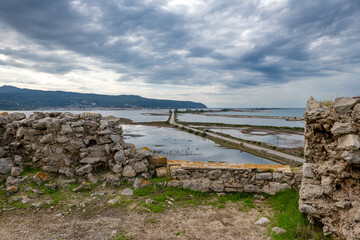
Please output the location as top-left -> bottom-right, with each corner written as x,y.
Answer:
0,85 -> 207,110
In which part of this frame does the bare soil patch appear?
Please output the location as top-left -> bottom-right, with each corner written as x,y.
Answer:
0,202 -> 271,240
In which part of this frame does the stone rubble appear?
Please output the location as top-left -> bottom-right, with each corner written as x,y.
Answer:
0,112 -> 167,185
168,166 -> 302,194
300,96 -> 360,240
255,217 -> 270,225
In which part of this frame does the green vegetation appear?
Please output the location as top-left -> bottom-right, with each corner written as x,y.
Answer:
134,181 -> 211,212
0,85 -> 206,110
110,233 -> 133,240
267,189 -> 329,240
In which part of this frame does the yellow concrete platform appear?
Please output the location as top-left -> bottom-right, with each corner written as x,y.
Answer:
167,160 -> 291,172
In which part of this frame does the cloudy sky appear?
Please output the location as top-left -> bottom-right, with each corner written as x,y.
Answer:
0,0 -> 359,107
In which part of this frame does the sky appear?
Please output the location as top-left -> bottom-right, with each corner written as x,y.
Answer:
0,0 -> 359,108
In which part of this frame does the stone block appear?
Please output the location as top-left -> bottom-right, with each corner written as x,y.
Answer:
338,134 -> 360,150
255,172 -> 272,180
334,97 -> 358,114
330,122 -> 356,136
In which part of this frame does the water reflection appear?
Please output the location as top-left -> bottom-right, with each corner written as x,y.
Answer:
209,127 -> 304,148
122,125 -> 278,165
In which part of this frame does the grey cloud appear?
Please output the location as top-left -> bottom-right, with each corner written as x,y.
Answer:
0,0 -> 359,90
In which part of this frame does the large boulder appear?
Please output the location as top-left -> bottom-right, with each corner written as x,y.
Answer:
0,158 -> 13,175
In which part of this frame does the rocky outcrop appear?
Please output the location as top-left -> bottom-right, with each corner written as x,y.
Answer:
300,96 -> 360,239
0,112 -> 166,182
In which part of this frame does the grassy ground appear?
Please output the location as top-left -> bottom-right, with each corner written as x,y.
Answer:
266,189 -> 330,240
0,168 -> 329,239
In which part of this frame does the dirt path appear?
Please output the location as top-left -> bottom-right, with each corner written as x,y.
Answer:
0,203 -> 271,240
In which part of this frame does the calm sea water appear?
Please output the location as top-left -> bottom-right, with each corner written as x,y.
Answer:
122,125 -> 277,164
2,109 -> 170,122
206,108 -> 306,118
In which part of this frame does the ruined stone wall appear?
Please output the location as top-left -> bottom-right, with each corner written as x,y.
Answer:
167,161 -> 302,194
299,97 -> 360,239
0,112 -> 165,183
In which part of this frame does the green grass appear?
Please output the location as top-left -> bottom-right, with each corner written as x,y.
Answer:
268,189 -> 329,240
134,183 -> 211,212
110,233 -> 133,240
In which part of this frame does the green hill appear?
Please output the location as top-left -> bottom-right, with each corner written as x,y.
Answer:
0,85 -> 207,110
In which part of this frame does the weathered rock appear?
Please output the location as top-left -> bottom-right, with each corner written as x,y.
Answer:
133,178 -> 150,190
121,188 -> 133,196
114,150 -> 125,164
207,170 -> 222,180
73,182 -> 91,192
112,164 -> 123,174
299,203 -> 317,215
272,172 -> 283,181
244,184 -> 261,193
60,124 -> 73,135
156,167 -> 168,178
6,185 -> 18,194
271,227 -> 287,235
42,165 -> 59,173
31,202 -> 44,208
87,173 -> 97,184
338,134 -> 360,150
106,173 -> 120,184
110,134 -> 121,143
0,147 -> 6,158
299,184 -> 324,200
80,157 -> 102,165
302,163 -> 315,178
255,172 -> 272,180
33,172 -> 50,185
301,97 -> 360,239
342,151 -> 360,164
123,166 -> 137,178
210,181 -> 224,192
40,133 -> 55,144
149,155 -> 167,167
76,164 -> 93,175
134,161 -> 147,173
330,122 -> 356,136
145,198 -> 154,205
334,97 -> 358,114
136,148 -> 153,159
11,167 -> 23,177
0,158 -> 13,175
321,176 -> 333,195
255,217 -> 270,225
306,96 -> 324,111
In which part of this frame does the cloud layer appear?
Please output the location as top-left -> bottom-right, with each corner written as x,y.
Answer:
0,0 -> 359,107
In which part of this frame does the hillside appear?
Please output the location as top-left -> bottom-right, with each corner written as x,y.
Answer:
0,85 -> 206,109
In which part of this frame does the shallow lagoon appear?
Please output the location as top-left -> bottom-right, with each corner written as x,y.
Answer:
178,114 -> 305,128
209,127 -> 304,149
122,124 -> 277,165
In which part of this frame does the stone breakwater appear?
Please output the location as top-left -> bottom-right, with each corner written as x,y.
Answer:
166,160 -> 302,195
300,97 -> 360,239
0,112 -> 166,183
